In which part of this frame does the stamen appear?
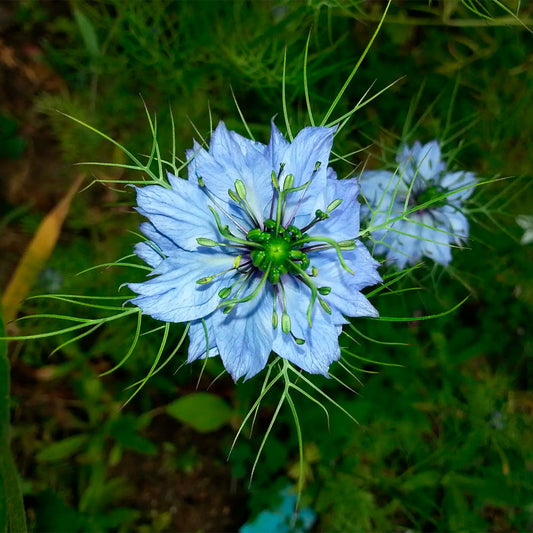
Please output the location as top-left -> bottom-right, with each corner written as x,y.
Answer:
228,180 -> 260,228
291,333 -> 305,345
197,177 -> 249,236
281,311 -> 291,334
326,198 -> 342,213
208,207 -> 261,248
295,235 -> 354,274
218,266 -> 271,310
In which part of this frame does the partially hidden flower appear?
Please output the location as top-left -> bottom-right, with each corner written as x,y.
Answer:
128,121 -> 381,381
239,487 -> 316,533
359,140 -> 477,268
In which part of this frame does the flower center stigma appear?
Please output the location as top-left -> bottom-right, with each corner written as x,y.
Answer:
247,222 -> 309,284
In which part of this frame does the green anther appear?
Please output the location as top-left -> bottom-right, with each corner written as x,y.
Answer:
233,255 -> 242,268
319,299 -> 332,314
269,267 -> 280,284
294,337 -> 305,345
315,209 -> 329,220
326,198 -> 343,213
197,177 -> 205,187
272,310 -> 278,329
283,174 -> 294,190
287,225 -> 301,240
318,286 -> 331,295
251,249 -> 267,267
218,287 -> 231,299
338,240 -> 356,250
314,161 -> 322,171
311,266 -> 318,277
271,170 -> 280,190
197,237 -> 218,247
289,250 -> 304,260
301,255 -> 310,270
228,189 -> 240,203
235,179 -> 247,199
196,276 -> 213,285
247,228 -> 264,242
281,312 -> 291,334
223,303 -> 236,314
264,219 -> 276,231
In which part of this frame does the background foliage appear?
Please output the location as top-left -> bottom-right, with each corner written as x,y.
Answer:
1,1 -> 532,531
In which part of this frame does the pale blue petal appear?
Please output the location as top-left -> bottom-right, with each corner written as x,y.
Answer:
441,171 -> 477,201
128,248 -> 236,322
311,247 -> 380,320
273,126 -> 336,225
272,278 -> 340,376
210,121 -> 266,162
418,213 -> 452,265
414,140 -> 444,181
133,241 -> 164,269
397,140 -> 422,165
187,317 -> 219,362
265,120 -> 290,168
138,222 -> 179,256
188,122 -> 273,223
359,170 -> 401,208
384,219 -> 425,268
135,180 -> 219,251
308,177 -> 361,241
211,277 -> 275,381
439,205 -> 470,244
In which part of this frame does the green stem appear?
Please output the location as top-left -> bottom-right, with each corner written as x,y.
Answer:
0,310 -> 28,533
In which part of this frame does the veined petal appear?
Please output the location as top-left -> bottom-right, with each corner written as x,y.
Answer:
414,140 -> 445,181
360,170 -> 401,208
265,120 -> 290,168
308,176 -> 361,241
384,218 -> 425,268
187,122 -> 273,223
311,246 -> 380,319
188,317 -> 219,362
133,241 -> 164,269
439,206 -> 470,244
441,171 -> 477,201
272,278 -> 340,376
211,276 -> 275,381
135,179 -> 219,251
128,248 -> 236,322
275,125 -> 337,224
138,222 -> 179,256
418,213 -> 452,265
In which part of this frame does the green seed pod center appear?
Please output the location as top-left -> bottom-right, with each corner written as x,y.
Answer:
416,185 -> 447,208
265,237 -> 291,267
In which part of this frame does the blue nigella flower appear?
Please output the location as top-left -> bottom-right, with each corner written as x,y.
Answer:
359,140 -> 477,268
128,121 -> 381,381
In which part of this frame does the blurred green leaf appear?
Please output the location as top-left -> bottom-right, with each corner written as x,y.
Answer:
0,307 -> 28,533
109,416 -> 156,455
166,392 -> 233,433
33,490 -> 83,533
0,115 -> 27,159
36,434 -> 89,462
73,8 -> 99,57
